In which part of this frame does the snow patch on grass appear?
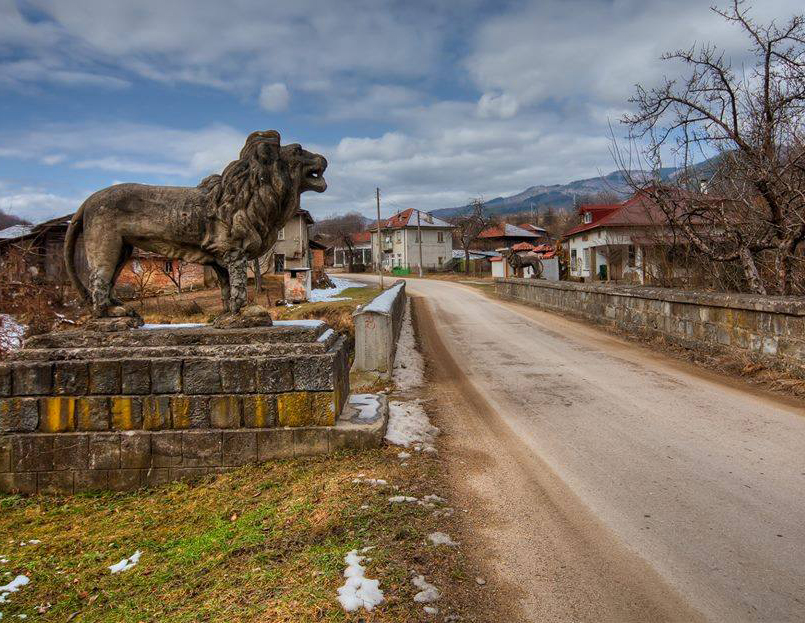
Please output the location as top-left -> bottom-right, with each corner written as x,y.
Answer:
109,550 -> 141,574
0,315 -> 26,353
388,495 -> 418,503
0,575 -> 29,605
352,477 -> 387,486
422,494 -> 446,505
385,400 -> 438,451
427,532 -> 459,547
336,549 -> 384,612
412,574 -> 440,603
309,276 -> 365,303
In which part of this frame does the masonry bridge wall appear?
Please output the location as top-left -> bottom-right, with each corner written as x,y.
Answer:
495,278 -> 805,371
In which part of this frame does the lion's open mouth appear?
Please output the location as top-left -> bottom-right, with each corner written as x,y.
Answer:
304,165 -> 327,192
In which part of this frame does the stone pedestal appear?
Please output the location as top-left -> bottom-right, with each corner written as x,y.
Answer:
0,320 -> 385,494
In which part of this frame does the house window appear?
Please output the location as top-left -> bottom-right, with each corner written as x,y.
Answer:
164,260 -> 172,273
277,227 -> 285,241
627,245 -> 636,267
437,231 -> 444,243
583,212 -> 592,224
274,253 -> 285,272
131,259 -> 142,274
570,249 -> 577,270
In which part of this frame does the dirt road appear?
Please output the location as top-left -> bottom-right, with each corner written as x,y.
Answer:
350,275 -> 805,622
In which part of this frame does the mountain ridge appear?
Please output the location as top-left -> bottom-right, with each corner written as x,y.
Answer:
432,160 -> 717,220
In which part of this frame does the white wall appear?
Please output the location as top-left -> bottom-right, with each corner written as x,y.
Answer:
568,227 -> 645,281
405,228 -> 452,269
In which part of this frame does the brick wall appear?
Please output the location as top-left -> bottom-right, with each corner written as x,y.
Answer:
496,278 -> 805,371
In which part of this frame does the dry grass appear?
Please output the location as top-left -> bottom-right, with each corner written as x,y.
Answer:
0,447 -> 481,622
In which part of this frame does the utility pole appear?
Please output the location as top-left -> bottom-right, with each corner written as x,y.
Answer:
376,187 -> 384,290
417,209 -> 423,277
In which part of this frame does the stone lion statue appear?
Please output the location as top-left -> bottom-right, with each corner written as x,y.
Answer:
504,249 -> 543,279
64,130 -> 327,325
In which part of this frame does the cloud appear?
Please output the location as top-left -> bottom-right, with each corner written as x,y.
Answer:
477,92 -> 518,119
0,122 -> 245,179
0,187 -> 80,223
259,82 -> 290,112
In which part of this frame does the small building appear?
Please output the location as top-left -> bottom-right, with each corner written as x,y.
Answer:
309,238 -> 327,272
476,223 -> 543,251
371,208 -> 454,272
262,208 -> 315,273
332,231 -> 373,268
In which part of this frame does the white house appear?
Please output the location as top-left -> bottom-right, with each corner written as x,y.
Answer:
332,231 -> 372,268
371,208 -> 454,271
564,191 -> 673,283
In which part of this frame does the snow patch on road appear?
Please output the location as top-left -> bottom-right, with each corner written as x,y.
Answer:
336,549 -> 384,612
392,298 -> 424,390
385,400 -> 438,451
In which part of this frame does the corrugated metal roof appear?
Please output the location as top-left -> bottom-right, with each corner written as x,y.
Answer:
0,224 -> 33,240
479,223 -> 540,239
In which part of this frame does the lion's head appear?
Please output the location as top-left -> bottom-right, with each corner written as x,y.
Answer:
199,130 -> 328,256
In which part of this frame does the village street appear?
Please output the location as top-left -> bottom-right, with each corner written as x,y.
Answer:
349,275 -> 805,622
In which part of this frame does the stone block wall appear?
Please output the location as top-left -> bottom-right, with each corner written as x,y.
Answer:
0,323 -> 349,435
0,321 -> 366,494
495,278 -> 805,370
0,426 -> 362,495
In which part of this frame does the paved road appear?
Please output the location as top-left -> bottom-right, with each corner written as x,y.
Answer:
351,275 -> 805,622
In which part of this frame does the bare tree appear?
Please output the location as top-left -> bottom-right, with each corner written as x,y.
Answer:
452,197 -> 490,275
159,259 -> 188,293
621,0 -> 805,295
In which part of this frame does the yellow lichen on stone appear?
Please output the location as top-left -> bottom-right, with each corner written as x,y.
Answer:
111,397 -> 135,430
277,392 -> 313,427
171,397 -> 190,429
76,398 -> 92,430
310,392 -> 337,426
210,395 -> 241,428
249,395 -> 271,427
142,397 -> 168,430
42,397 -> 75,432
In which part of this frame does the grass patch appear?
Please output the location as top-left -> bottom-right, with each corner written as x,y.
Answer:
274,286 -> 381,338
0,448 -> 476,622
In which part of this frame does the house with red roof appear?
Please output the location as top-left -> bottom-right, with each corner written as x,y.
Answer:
564,191 -> 676,283
371,208 -> 454,271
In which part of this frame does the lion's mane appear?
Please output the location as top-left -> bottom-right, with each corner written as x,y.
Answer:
197,130 -> 290,256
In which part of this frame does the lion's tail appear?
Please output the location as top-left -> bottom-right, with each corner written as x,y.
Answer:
64,202 -> 90,303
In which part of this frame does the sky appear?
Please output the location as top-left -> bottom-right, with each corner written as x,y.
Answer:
0,0 -> 801,224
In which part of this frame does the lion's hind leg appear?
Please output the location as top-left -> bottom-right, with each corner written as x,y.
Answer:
211,263 -> 231,313
85,232 -> 125,318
